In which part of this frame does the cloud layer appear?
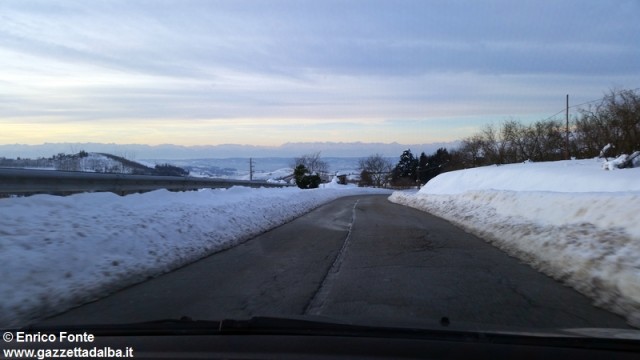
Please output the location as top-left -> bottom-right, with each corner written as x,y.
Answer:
1,0 -> 639,146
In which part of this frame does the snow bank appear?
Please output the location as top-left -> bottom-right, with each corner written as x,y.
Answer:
0,185 -> 389,328
422,158 -> 640,194
389,159 -> 640,327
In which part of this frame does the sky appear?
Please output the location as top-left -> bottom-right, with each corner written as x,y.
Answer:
1,0 -> 639,148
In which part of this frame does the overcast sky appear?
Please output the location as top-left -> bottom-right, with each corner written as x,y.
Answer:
1,0 -> 639,147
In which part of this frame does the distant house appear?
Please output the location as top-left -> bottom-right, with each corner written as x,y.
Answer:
335,171 -> 348,185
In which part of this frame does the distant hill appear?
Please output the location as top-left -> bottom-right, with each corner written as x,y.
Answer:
0,152 -> 188,176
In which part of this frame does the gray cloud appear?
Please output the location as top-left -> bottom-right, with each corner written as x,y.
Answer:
3,0 -> 638,78
1,0 -> 639,145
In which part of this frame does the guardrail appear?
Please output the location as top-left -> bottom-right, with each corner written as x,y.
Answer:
0,168 -> 291,196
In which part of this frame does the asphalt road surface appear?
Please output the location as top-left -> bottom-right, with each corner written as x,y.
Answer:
42,195 -> 629,329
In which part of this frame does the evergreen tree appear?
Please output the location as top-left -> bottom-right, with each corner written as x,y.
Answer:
418,152 -> 429,184
294,164 -> 308,185
155,163 -> 189,176
294,164 -> 321,189
418,147 -> 451,184
392,149 -> 418,183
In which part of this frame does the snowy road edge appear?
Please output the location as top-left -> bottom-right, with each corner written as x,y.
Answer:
388,191 -> 640,328
0,187 -> 389,328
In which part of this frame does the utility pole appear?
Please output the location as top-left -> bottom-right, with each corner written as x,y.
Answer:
565,94 -> 570,160
249,158 -> 254,181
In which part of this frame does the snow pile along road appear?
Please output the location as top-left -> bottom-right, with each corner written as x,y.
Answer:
389,158 -> 640,327
0,183 -> 390,328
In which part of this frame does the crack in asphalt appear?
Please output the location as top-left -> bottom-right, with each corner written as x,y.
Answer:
303,199 -> 359,315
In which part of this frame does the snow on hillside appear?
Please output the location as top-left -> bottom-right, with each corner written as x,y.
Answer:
235,168 -> 294,182
0,152 -> 154,174
0,184 -> 390,328
79,153 -> 138,173
389,158 -> 640,327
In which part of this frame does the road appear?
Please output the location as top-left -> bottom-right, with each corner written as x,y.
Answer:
41,195 -> 629,329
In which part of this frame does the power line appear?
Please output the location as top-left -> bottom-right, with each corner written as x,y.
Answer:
569,86 -> 640,110
541,108 -> 567,122
541,87 -> 640,121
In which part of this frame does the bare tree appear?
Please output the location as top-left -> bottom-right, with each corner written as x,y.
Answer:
446,88 -> 640,169
479,123 -> 508,164
575,89 -> 640,157
455,134 -> 485,168
358,154 -> 392,187
293,152 -> 329,176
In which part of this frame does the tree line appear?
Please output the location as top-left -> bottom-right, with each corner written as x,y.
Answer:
357,148 -> 451,188
450,88 -> 639,169
357,88 -> 639,187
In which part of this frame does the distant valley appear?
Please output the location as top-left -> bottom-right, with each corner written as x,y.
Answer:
155,157 -> 372,180
0,150 -> 376,182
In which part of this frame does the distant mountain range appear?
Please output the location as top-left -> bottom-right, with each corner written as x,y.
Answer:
0,141 -> 459,160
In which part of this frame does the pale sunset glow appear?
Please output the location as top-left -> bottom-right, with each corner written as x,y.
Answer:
1,0 -> 638,149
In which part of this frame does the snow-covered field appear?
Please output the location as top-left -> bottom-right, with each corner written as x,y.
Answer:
0,181 -> 390,328
389,158 -> 640,327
